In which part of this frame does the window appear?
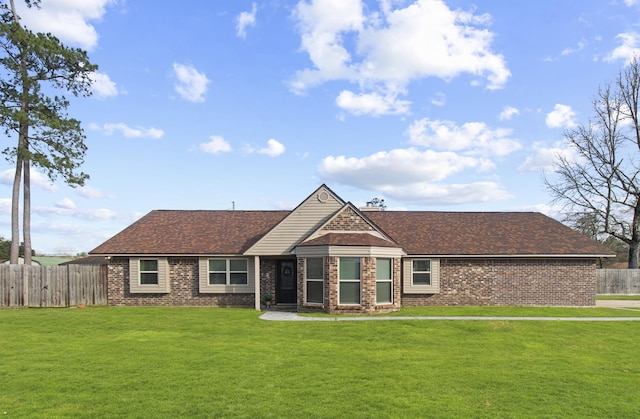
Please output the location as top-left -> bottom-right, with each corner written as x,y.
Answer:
139,259 -> 159,285
412,259 -> 431,285
339,257 -> 361,305
208,259 -> 248,285
306,258 -> 324,304
376,258 -> 392,304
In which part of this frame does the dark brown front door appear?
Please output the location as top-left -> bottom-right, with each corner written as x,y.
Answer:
276,260 -> 297,304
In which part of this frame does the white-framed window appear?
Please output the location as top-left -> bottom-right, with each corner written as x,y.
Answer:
339,257 -> 361,305
208,259 -> 248,285
139,259 -> 159,285
376,258 -> 393,304
412,259 -> 431,286
305,257 -> 324,304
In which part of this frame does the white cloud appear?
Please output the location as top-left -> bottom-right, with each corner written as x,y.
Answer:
624,0 -> 639,7
35,206 -> 119,220
0,169 -> 57,191
499,106 -> 520,121
0,198 -> 11,214
78,186 -> 105,199
335,90 -> 411,116
604,32 -> 640,64
518,141 -> 581,173
407,118 -> 521,156
91,123 -> 164,139
291,0 -> 510,114
236,3 -> 257,38
200,136 -> 232,154
380,182 -> 512,205
89,72 -> 118,98
430,92 -> 446,107
561,39 -> 587,56
258,139 -> 285,157
243,139 -> 286,157
172,63 -> 210,103
317,148 -> 510,205
15,0 -> 115,51
318,148 -> 481,187
55,198 -> 76,209
545,104 -> 578,129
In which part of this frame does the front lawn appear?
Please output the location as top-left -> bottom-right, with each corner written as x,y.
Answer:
1,307 -> 639,417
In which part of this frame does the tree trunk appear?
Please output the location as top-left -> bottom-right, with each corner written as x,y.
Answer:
23,158 -> 31,264
629,202 -> 640,269
9,155 -> 22,264
628,242 -> 639,269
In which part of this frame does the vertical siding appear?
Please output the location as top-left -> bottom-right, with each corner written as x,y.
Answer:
247,186 -> 343,255
402,258 -> 440,294
129,257 -> 170,293
198,257 -> 255,293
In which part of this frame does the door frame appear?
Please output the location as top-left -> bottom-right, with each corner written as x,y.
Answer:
275,259 -> 297,304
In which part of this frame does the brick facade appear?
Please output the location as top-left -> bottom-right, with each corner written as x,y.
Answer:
295,256 -> 402,314
106,256 -> 597,309
107,258 -> 254,307
401,258 -> 597,307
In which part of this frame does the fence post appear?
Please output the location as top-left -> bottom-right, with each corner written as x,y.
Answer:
22,265 -> 29,307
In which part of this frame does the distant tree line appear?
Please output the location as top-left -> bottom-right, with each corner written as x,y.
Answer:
0,236 -> 34,260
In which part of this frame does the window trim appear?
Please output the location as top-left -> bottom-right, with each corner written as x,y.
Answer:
376,258 -> 393,304
338,257 -> 362,305
198,257 -> 254,294
129,257 -> 170,294
403,258 -> 440,294
305,257 -> 324,305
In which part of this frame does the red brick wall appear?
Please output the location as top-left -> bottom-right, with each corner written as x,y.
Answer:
401,258 -> 597,307
107,258 -> 254,307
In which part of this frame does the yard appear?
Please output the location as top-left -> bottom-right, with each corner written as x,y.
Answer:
1,307 -> 640,418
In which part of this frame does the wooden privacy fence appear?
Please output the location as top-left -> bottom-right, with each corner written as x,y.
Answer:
597,269 -> 640,295
0,264 -> 107,307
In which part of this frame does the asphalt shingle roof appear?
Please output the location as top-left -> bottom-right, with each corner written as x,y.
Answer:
90,210 -> 289,255
89,209 -> 614,257
365,211 -> 613,256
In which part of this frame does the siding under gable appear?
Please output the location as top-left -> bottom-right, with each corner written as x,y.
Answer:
246,186 -> 344,256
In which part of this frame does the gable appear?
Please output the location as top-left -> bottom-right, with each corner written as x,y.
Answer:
245,185 -> 345,256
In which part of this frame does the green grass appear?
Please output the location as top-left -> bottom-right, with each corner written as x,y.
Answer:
597,294 -> 640,300
301,305 -> 640,317
1,307 -> 640,418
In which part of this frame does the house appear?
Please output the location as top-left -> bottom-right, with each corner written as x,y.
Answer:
89,185 -> 614,313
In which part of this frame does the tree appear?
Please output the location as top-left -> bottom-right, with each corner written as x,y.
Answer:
546,56 -> 640,268
0,0 -> 96,264
365,197 -> 387,211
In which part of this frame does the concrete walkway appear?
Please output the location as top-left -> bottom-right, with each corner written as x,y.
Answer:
260,300 -> 640,322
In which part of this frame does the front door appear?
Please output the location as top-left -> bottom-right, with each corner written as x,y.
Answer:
276,260 -> 297,304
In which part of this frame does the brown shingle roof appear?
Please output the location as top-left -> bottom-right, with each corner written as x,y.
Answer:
89,209 -> 614,257
299,233 -> 400,248
90,210 -> 289,255
365,211 -> 614,256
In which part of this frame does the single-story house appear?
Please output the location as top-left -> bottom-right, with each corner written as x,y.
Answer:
89,185 -> 614,313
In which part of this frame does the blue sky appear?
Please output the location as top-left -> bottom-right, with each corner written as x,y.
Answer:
1,0 -> 639,255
